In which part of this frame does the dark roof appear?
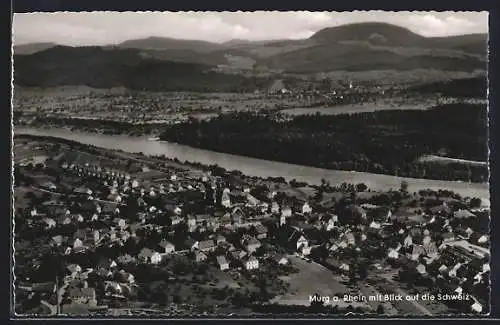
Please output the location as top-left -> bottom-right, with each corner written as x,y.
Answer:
198,240 -> 215,250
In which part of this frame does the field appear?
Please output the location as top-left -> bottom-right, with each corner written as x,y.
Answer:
418,155 -> 487,167
281,103 -> 428,116
270,255 -> 364,309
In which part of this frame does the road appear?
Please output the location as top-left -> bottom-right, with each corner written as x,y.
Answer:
40,300 -> 57,315
31,186 -> 125,206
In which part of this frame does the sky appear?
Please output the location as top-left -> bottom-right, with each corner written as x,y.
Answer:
12,11 -> 489,46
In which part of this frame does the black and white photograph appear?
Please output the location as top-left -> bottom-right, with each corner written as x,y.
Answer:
11,11 -> 490,317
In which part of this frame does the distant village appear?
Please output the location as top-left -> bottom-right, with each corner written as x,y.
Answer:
14,138 -> 490,316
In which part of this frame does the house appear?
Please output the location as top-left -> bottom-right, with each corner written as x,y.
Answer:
117,254 -> 136,265
388,248 -> 399,260
104,281 -> 123,296
198,240 -> 216,253
216,256 -> 229,271
68,287 -> 97,306
41,181 -> 57,191
454,209 -> 477,220
255,224 -> 268,239
411,245 -> 426,261
158,240 -> 175,254
195,214 -> 213,225
216,235 -> 227,245
302,202 -> 312,214
281,206 -> 292,218
344,232 -> 356,245
114,270 -> 135,284
477,234 -> 488,245
339,263 -> 350,273
138,248 -> 162,264
187,216 -> 197,232
73,187 -> 92,196
244,256 -> 259,270
230,250 -> 248,267
438,264 -> 448,274
98,259 -> 118,270
403,234 -> 413,247
41,217 -> 56,229
114,218 -> 127,229
231,207 -> 246,224
57,215 -> 72,225
51,235 -> 65,247
71,214 -> 84,223
242,237 -> 261,254
67,264 -> 82,276
184,238 -> 199,251
73,238 -> 84,249
221,190 -> 231,208
276,256 -> 289,265
416,263 -> 427,275
325,217 -> 337,231
195,251 -> 207,262
111,193 -> 123,203
442,232 -> 456,243
271,202 -> 280,214
279,225 -> 309,251
456,227 -> 474,239
369,221 -> 381,230
471,301 -> 483,313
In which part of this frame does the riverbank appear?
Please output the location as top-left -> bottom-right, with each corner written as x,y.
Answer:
14,127 -> 490,204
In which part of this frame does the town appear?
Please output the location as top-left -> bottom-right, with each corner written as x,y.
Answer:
13,135 -> 490,316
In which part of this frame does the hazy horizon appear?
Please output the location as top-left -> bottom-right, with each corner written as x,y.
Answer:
13,11 -> 488,46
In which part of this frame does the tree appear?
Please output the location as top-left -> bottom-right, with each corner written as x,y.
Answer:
355,183 -> 368,192
400,180 -> 409,196
376,304 -> 385,314
470,197 -> 482,209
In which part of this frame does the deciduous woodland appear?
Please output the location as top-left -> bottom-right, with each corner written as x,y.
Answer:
160,103 -> 488,182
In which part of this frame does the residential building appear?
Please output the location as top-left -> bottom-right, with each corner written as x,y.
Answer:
159,240 -> 175,254
244,256 -> 259,270
216,256 -> 229,271
198,240 -> 216,253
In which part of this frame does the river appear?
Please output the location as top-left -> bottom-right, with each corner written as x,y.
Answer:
15,127 -> 490,204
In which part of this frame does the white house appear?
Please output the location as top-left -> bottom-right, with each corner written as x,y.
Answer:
416,264 -> 427,275
271,202 -> 280,214
131,180 -> 140,188
221,190 -> 231,208
245,256 -> 259,270
423,235 -> 432,246
325,218 -> 336,231
73,238 -> 84,249
388,249 -> 399,259
42,217 -> 57,229
478,235 -> 488,244
216,256 -> 229,271
340,263 -> 350,272
302,202 -> 312,214
281,206 -> 292,218
449,263 -> 462,278
403,234 -> 413,247
159,240 -> 175,254
471,301 -> 483,313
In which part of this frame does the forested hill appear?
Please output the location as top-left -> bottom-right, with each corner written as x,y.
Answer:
160,104 -> 488,182
13,46 -> 272,92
